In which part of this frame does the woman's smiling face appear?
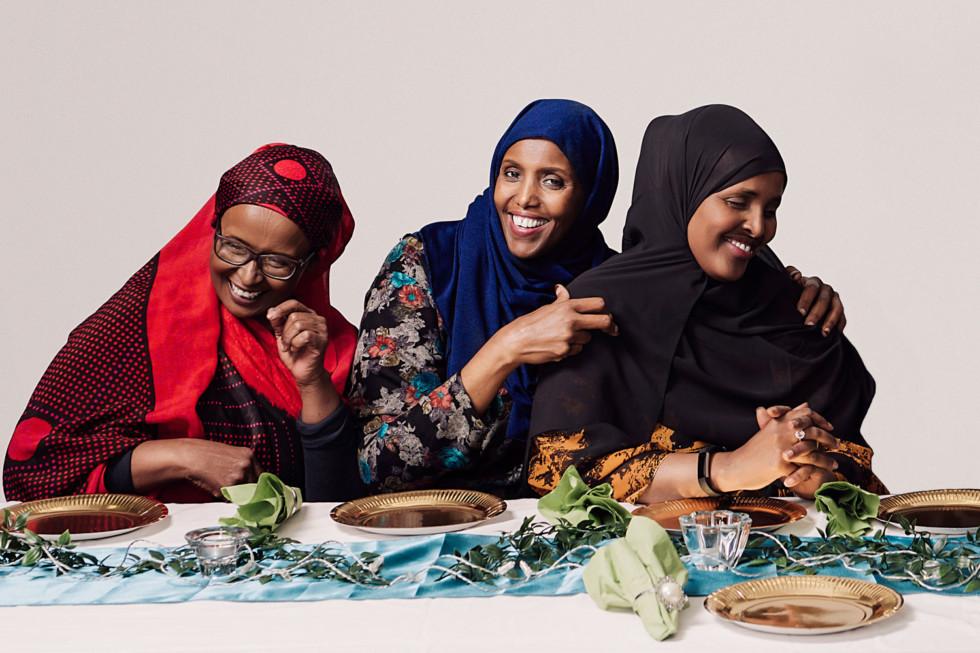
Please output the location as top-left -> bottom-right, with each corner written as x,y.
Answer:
686,171 -> 785,282
493,138 -> 586,260
209,203 -> 312,322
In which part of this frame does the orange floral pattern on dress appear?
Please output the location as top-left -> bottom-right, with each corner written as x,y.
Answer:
834,440 -> 888,494
529,423 -> 887,501
529,424 -> 689,502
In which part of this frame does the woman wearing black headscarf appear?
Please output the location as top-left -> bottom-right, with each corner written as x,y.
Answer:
528,105 -> 885,502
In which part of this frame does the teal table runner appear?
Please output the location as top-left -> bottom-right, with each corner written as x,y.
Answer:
1,532 -> 974,606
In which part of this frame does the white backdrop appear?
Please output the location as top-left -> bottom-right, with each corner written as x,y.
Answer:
2,1 -> 977,501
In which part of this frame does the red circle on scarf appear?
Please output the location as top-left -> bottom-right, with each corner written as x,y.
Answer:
273,159 -> 307,181
8,417 -> 53,461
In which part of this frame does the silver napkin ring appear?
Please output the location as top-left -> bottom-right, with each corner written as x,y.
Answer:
634,575 -> 688,613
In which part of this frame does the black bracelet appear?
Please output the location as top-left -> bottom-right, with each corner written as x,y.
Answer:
697,445 -> 723,497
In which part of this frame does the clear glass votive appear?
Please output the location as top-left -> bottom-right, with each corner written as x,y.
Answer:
678,510 -> 751,571
185,526 -> 250,576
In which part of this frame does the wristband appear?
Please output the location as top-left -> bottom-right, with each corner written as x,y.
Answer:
697,445 -> 723,497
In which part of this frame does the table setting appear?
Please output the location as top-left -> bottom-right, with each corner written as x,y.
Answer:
2,469 -> 979,653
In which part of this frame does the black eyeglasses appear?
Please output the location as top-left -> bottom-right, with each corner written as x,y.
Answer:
213,226 -> 314,281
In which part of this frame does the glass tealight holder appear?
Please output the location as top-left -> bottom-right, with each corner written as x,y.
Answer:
185,526 -> 250,576
678,510 -> 751,571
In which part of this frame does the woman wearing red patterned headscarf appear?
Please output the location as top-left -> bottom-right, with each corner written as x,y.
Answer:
4,144 -> 361,502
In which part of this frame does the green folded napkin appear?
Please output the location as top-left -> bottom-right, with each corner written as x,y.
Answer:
583,516 -> 689,641
814,480 -> 880,537
537,466 -> 632,527
220,472 -> 303,531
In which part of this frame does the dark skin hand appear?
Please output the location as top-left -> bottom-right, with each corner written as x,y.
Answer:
267,299 -> 342,424
787,266 -> 846,336
751,404 -> 840,497
131,438 -> 263,498
461,284 -> 618,415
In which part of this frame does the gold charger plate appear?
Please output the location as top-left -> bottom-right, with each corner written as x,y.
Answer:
704,576 -> 903,635
633,496 -> 806,533
4,494 -> 168,541
331,489 -> 506,535
878,489 -> 980,534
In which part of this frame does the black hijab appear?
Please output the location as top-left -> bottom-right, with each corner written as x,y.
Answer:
529,105 -> 874,456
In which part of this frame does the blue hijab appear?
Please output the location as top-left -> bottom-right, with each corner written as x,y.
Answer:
418,99 -> 618,441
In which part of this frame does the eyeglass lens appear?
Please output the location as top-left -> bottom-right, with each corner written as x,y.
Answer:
214,238 -> 299,279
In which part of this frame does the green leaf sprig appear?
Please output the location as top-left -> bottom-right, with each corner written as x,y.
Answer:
1,509 -> 101,573
1,512 -> 390,587
437,516 -> 627,585
736,516 -> 980,594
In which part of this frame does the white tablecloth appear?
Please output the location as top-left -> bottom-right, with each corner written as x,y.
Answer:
2,499 -> 978,652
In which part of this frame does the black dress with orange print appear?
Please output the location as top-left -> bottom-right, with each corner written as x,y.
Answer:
528,424 -> 887,503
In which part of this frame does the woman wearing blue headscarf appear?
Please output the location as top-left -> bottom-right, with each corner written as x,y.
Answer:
348,100 -> 619,496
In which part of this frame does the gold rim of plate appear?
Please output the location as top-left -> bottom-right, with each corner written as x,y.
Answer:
878,488 -> 980,530
331,489 -> 506,531
704,575 -> 903,635
632,496 -> 806,532
4,493 -> 169,536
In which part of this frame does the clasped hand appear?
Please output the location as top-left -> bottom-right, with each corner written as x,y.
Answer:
723,403 -> 840,498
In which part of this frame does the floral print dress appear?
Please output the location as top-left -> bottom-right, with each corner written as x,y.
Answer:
347,236 -> 525,496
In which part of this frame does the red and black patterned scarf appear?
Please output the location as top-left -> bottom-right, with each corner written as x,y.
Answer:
4,144 -> 356,501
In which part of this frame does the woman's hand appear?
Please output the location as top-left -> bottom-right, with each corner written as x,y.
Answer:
267,300 -> 329,387
782,464 -> 837,499
460,284 -> 618,414
267,300 -> 341,423
761,405 -> 841,494
712,403 -> 839,492
493,284 -> 619,366
131,439 -> 262,498
786,266 -> 846,336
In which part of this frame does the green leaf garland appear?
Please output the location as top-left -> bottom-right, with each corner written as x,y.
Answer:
2,508 -> 978,594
